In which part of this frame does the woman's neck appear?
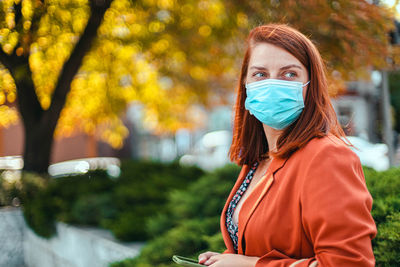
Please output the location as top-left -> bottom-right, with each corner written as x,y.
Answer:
262,124 -> 283,154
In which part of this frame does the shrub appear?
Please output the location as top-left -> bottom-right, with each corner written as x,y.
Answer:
70,193 -> 116,225
111,163 -> 240,267
106,160 -> 204,241
363,167 -> 400,266
14,160 -> 204,241
19,172 -> 57,238
374,212 -> 400,267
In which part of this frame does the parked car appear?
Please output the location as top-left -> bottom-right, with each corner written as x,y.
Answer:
0,155 -> 23,182
345,136 -> 389,172
179,130 -> 232,171
180,133 -> 390,172
48,157 -> 121,178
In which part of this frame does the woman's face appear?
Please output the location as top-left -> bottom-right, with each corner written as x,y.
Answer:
246,42 -> 309,98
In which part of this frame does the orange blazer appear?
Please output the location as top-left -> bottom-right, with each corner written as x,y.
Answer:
220,135 -> 377,266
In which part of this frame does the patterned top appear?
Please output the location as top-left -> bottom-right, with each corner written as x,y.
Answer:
225,162 -> 259,252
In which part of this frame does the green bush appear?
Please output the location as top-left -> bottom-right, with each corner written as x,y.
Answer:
363,167 -> 400,266
15,160 -> 204,241
111,163 -> 240,267
19,172 -> 57,238
107,160 -> 204,241
374,212 -> 400,267
47,170 -> 115,225
71,193 -> 116,225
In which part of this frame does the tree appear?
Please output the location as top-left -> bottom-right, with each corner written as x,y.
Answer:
0,0 -> 113,172
0,0 -> 396,173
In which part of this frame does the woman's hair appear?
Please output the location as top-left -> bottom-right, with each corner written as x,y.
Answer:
229,24 -> 345,166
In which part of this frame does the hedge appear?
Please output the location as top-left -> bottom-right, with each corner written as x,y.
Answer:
364,167 -> 400,266
111,164 -> 240,267
2,160 -> 204,241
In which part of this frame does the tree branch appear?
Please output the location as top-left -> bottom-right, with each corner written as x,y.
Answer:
0,48 -> 16,71
44,0 -> 113,128
13,1 -> 22,28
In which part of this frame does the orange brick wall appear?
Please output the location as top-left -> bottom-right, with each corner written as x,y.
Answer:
1,121 -> 96,164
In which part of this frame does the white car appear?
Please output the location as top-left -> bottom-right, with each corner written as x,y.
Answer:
179,130 -> 232,171
48,157 -> 121,178
345,136 -> 389,172
180,133 -> 389,172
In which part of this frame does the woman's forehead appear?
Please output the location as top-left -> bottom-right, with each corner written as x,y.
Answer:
249,43 -> 304,69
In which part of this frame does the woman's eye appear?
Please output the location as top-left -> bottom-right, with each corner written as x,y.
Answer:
284,72 -> 297,78
254,72 -> 265,78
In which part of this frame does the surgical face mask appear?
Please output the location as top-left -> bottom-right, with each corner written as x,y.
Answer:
244,78 -> 310,130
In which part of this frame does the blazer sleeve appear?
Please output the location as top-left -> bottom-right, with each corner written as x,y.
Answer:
256,143 -> 377,267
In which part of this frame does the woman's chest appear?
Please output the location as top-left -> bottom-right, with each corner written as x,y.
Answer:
232,171 -> 265,225
238,171 -> 314,258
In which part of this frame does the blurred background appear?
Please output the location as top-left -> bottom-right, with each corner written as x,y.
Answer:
1,0 -> 400,266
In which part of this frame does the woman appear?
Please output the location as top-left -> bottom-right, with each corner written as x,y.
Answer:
198,24 -> 377,266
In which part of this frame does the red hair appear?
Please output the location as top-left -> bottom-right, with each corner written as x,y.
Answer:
229,24 -> 345,166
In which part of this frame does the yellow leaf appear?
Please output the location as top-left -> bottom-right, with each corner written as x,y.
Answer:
198,25 -> 212,37
0,92 -> 5,105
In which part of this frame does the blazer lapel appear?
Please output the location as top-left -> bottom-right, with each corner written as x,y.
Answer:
237,156 -> 289,254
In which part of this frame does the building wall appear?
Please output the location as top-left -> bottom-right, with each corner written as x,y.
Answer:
0,120 -> 107,164
1,123 -> 24,157
51,134 -> 93,163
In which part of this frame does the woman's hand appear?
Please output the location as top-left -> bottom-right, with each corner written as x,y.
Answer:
198,252 -> 259,267
198,251 -> 220,265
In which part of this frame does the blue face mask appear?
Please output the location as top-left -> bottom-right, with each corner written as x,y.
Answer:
245,78 -> 310,130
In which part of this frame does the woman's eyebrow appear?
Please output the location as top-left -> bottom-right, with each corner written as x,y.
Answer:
249,65 -> 268,70
279,64 -> 302,70
249,64 -> 302,71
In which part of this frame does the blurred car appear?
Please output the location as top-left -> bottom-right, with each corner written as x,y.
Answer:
179,130 -> 232,171
0,155 -> 23,182
345,136 -> 389,172
179,132 -> 391,172
48,157 -> 121,178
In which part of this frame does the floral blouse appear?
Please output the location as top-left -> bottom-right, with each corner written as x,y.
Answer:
225,162 -> 259,252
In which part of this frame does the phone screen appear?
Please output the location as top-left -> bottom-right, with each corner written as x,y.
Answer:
172,255 -> 205,267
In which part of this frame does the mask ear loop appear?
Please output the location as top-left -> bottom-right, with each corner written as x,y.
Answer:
299,81 -> 310,103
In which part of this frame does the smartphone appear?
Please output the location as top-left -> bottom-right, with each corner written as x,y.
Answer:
172,255 -> 205,267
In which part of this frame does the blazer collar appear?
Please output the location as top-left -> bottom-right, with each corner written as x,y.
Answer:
269,156 -> 288,174
220,156 -> 289,254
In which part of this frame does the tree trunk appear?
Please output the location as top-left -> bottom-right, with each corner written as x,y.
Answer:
23,124 -> 55,173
